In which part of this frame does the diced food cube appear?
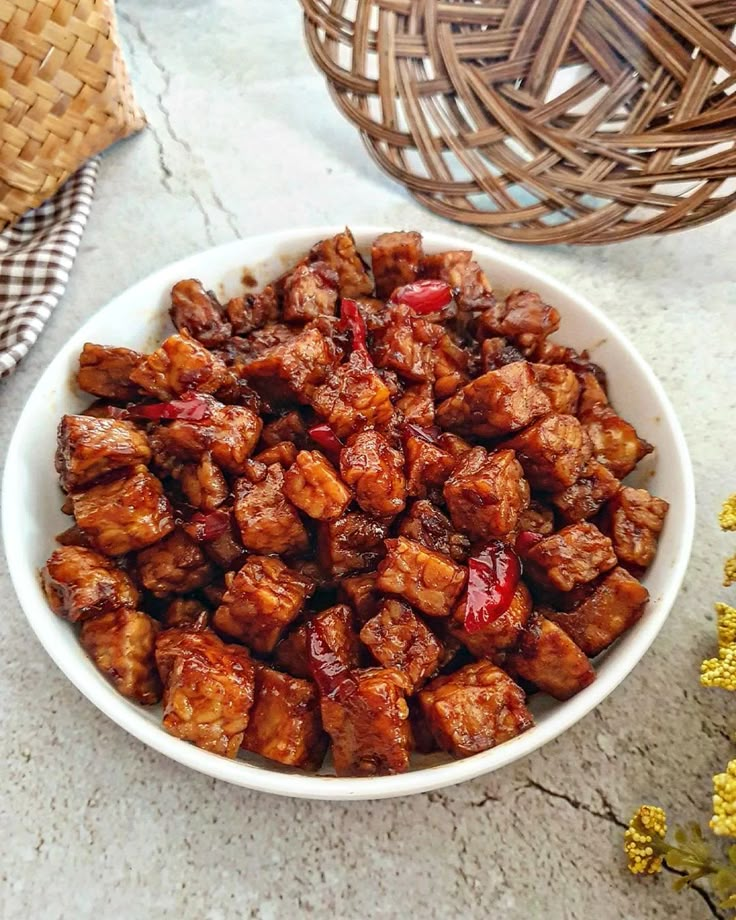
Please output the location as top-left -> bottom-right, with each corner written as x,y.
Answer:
233,463 -> 309,555
282,263 -> 338,324
376,537 -> 466,617
398,499 -> 470,563
226,285 -> 280,335
338,573 -> 380,625
162,597 -> 210,629
42,546 -> 139,622
318,512 -> 389,577
523,522 -> 617,592
481,337 -> 525,374
549,460 -> 620,524
155,627 -> 256,757
371,230 -> 423,299
340,429 -> 406,518
576,370 -> 609,416
283,450 -> 352,521
175,452 -> 228,511
418,661 -> 533,758
309,228 -> 373,298
169,279 -> 231,346
310,351 -> 394,438
261,411 -> 308,448
254,441 -> 299,467
274,604 -> 360,679
605,486 -> 669,569
506,615 -> 595,700
241,665 -> 327,769
396,381 -> 435,427
130,332 -> 227,398
320,668 -> 412,776
80,609 -> 161,704
77,343 -> 141,401
242,326 -> 338,405
136,529 -> 214,597
532,363 -> 580,414
515,501 -> 555,537
436,362 -> 550,438
444,447 -> 529,541
421,250 -> 495,313
214,555 -> 314,653
196,515 -> 247,571
478,290 -> 560,351
372,304 -> 436,381
403,433 -> 456,499
432,333 -> 470,399
72,465 -> 175,555
55,414 -> 151,491
581,403 -> 653,479
450,582 -> 532,655
360,599 -> 442,690
505,413 -> 592,491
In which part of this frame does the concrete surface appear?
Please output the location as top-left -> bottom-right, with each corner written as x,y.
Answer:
2,2 -> 735,918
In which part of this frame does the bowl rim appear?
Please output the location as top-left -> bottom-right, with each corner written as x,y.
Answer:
2,225 -> 696,800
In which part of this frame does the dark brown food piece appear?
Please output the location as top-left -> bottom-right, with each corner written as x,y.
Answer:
261,411 -> 308,449
421,250 -> 495,314
242,326 -> 338,405
505,413 -> 592,492
282,263 -> 338,324
478,289 -> 560,351
371,230 -> 423,299
55,414 -> 151,491
42,546 -> 139,622
481,337 -> 525,374
137,529 -> 214,597
371,304 -> 436,382
175,452 -> 228,511
376,537 -> 467,617
309,229 -> 373,298
581,403 -> 653,479
432,333 -> 471,399
397,499 -> 470,563
403,434 -> 455,499
80,609 -> 161,704
274,604 -> 360,679
604,486 -> 669,569
170,279 -> 232,346
233,463 -> 309,555
532,363 -> 580,415
283,450 -> 352,521
523,522 -> 617,593
162,597 -> 210,629
418,661 -> 533,758
130,332 -> 227,398
340,429 -> 406,518
450,582 -> 532,655
515,501 -> 555,537
506,615 -> 595,701
253,442 -> 299,468
226,285 -> 280,335
549,460 -> 620,524
318,512 -> 389,577
310,350 -> 394,438
77,343 -> 141,401
396,381 -> 435,427
360,599 -> 442,691
338,573 -> 380,625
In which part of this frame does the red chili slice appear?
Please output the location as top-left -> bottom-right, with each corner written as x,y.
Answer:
306,619 -> 359,702
391,279 -> 453,314
188,509 -> 231,541
515,530 -> 544,555
308,424 -> 344,463
104,406 -> 129,420
129,391 -> 212,422
339,298 -> 369,354
464,540 -> 522,634
401,422 -> 442,444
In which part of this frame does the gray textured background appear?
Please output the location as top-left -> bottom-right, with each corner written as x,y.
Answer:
2,3 -> 735,918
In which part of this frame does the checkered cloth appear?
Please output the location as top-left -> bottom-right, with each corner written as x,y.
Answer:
0,158 -> 99,378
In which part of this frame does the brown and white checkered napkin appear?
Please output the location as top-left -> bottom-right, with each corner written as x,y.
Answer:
0,158 -> 99,379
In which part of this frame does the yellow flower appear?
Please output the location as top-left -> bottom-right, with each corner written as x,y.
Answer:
724,556 -> 736,588
701,645 -> 736,691
712,761 -> 736,837
720,495 -> 736,532
717,603 -> 736,648
625,806 -> 667,874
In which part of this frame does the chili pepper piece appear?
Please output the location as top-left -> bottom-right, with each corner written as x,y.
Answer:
515,530 -> 544,555
392,279 -> 453,314
308,423 -> 344,463
464,540 -> 522,634
402,422 -> 442,445
339,298 -> 369,354
129,391 -> 212,422
188,509 -> 231,541
307,618 -> 359,702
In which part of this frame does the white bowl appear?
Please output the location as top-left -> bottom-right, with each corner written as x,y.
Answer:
2,227 -> 695,800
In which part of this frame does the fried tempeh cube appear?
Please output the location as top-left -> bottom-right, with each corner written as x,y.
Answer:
418,661 -> 533,758
397,499 -> 470,563
395,381 -> 435,427
478,289 -> 560,351
420,250 -> 495,313
310,350 -> 394,438
436,361 -> 550,438
339,428 -> 406,518
162,597 -> 210,629
72,465 -> 175,556
77,343 -> 141,401
450,582 -> 532,655
481,337 -> 525,374
233,463 -> 309,555
213,555 -> 315,653
371,304 -> 436,382
283,450 -> 352,521
604,486 -> 669,569
515,500 -> 555,537
261,411 -> 308,449
549,460 -> 620,524
274,604 -> 360,679
169,279 -> 232,346
338,572 -> 381,625
155,627 -> 256,757
403,433 -> 456,499
360,599 -> 442,691
522,522 -> 617,593
432,333 -> 471,400
241,326 -> 337,404
505,413 -> 592,492
130,331 -> 227,399
443,447 -> 530,541
55,414 -> 151,491
42,546 -> 140,622
532,363 -> 580,415
376,536 -> 466,617
80,609 -> 161,704
320,668 -> 412,776
371,230 -> 423,299
309,228 -> 373,298
175,452 -> 228,511
282,263 -> 338,324
253,441 -> 299,468
136,529 -> 214,597
506,614 -> 595,700
318,512 -> 389,577
581,403 -> 653,479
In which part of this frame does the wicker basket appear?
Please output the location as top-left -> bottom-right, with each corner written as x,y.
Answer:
0,0 -> 144,229
301,0 -> 736,244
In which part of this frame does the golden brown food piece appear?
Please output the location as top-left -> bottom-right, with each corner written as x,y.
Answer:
282,263 -> 338,324
309,228 -> 373,298
55,414 -> 151,491
397,499 -> 470,563
253,442 -> 299,468
576,370 -> 609,416
532,363 -> 580,415
80,608 -> 161,704
376,536 -> 466,618
318,512 -> 389,577
226,284 -> 280,335
77,343 -> 141,401
320,668 -> 412,776
136,529 -> 214,598
506,614 -> 595,700
241,665 -> 327,769
261,411 -> 308,449
546,567 -> 649,656
162,597 -> 210,629
283,450 -> 352,521
421,250 -> 495,313
156,627 -> 256,757
432,333 -> 471,400
241,326 -> 337,405
549,460 -> 620,524
443,447 -> 529,541
372,304 -> 437,382
360,599 -> 442,691
233,463 -> 309,555
450,582 -> 532,655
336,574 -> 378,626
340,429 -> 406,518
130,331 -> 227,399
478,290 -> 560,352
505,413 -> 592,492
169,279 -> 232,346
480,337 -> 524,374
72,465 -> 175,556
436,361 -> 550,438
581,403 -> 653,479
396,381 -> 435,427
515,501 -> 555,537
274,604 -> 360,679
42,545 -> 140,622
310,350 -> 394,438
605,486 -> 669,569
403,432 -> 456,499
371,230 -> 423,299
523,522 -> 617,593
418,661 -> 533,758
175,452 -> 228,511
213,555 -> 314,654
